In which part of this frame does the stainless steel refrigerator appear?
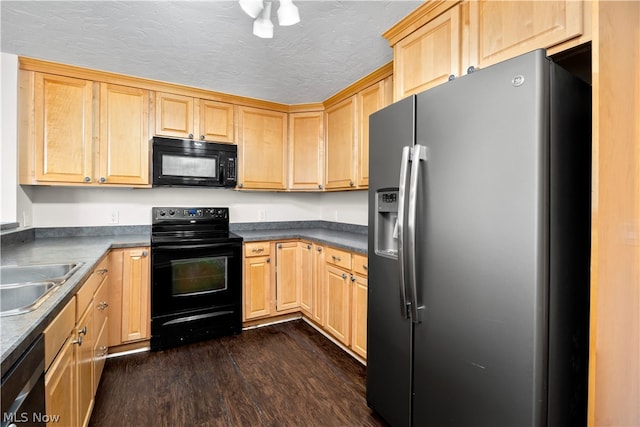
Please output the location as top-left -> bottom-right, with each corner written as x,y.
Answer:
366,50 -> 591,427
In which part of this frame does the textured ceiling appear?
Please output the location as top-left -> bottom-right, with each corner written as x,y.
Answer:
1,1 -> 421,105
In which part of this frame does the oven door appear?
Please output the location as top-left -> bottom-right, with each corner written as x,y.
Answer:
151,241 -> 242,317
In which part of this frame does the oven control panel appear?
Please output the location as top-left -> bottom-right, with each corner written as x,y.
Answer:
153,207 -> 229,221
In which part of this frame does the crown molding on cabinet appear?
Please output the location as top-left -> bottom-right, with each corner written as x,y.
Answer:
322,61 -> 393,109
382,0 -> 460,47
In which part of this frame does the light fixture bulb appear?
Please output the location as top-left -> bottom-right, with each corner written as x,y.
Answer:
253,1 -> 273,38
277,0 -> 300,26
240,0 -> 263,19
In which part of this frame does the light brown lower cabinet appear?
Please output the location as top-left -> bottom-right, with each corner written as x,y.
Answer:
44,323 -> 76,426
242,239 -> 368,361
109,247 -> 150,346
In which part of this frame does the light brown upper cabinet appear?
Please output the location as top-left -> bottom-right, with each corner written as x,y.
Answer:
386,0 -> 588,101
155,92 -> 235,143
392,5 -> 461,100
237,106 -> 288,190
357,77 -> 393,187
324,96 -> 357,190
468,0 -> 585,69
19,72 -> 151,186
288,111 -> 324,190
22,73 -> 93,184
99,84 -> 150,185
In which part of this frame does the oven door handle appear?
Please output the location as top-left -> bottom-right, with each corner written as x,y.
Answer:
152,243 -> 238,251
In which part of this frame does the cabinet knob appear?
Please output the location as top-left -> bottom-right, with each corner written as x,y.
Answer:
349,181 -> 355,187
448,74 -> 456,81
200,135 -> 205,140
318,184 -> 323,190
188,133 -> 194,139
97,268 -> 108,276
351,275 -> 356,282
238,183 -> 243,188
467,66 -> 478,74
332,255 -> 341,262
84,176 -> 91,182
72,335 -> 83,346
142,250 -> 148,257
97,301 -> 109,311
363,265 -> 368,271
341,273 -> 347,279
78,326 -> 87,336
307,244 -> 311,250
100,177 -> 106,183
251,247 -> 264,253
277,244 -> 282,249
266,257 -> 271,263
317,247 -> 322,252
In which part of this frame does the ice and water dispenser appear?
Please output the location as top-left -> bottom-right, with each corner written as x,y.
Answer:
375,189 -> 399,259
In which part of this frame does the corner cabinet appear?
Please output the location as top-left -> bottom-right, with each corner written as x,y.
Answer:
237,107 -> 288,190
324,96 -> 357,190
155,92 -> 235,143
19,71 -> 151,186
288,111 -> 324,190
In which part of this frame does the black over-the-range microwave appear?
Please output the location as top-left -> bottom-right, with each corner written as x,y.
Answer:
152,137 -> 237,188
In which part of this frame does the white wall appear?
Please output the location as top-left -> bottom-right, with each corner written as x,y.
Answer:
27,186 -> 368,227
1,52 -> 33,227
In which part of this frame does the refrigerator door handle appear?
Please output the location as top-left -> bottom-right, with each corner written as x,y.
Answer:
397,145 -> 411,319
408,144 -> 427,323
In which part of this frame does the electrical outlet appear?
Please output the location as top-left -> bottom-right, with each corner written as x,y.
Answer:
258,210 -> 266,221
108,210 -> 119,224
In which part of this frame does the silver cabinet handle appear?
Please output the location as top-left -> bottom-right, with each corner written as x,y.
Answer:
317,247 -> 323,252
238,183 -> 243,188
277,244 -> 282,249
100,177 -> 106,183
188,133 -> 194,139
266,257 -> 271,263
78,326 -> 87,336
97,301 -> 109,311
407,144 -> 427,324
84,176 -> 91,182
251,247 -> 264,253
200,135 -> 205,140
307,244 -> 311,250
341,273 -> 347,279
72,335 -> 83,346
350,275 -> 356,282
99,346 -> 108,357
349,180 -> 355,187
332,255 -> 341,262
97,268 -> 108,276
363,265 -> 368,271
397,146 -> 411,319
142,250 -> 148,257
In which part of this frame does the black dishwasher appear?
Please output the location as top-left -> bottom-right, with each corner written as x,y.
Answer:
1,335 -> 45,426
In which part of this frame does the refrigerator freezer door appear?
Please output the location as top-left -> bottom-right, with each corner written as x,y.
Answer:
411,50 -> 550,426
367,96 -> 416,427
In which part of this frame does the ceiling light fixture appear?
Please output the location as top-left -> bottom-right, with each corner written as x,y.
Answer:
240,0 -> 300,39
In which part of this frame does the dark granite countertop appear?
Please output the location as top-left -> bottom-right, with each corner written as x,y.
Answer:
1,234 -> 150,375
231,221 -> 368,254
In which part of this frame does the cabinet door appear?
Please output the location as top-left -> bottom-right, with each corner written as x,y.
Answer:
199,100 -> 235,143
312,245 -> 326,326
299,243 -> 314,316
75,305 -> 94,427
34,73 -> 93,183
469,0 -> 584,69
357,78 -> 391,188
99,84 -> 150,185
238,106 -> 288,189
243,255 -> 273,320
276,242 -> 300,312
45,337 -> 75,427
351,274 -> 368,359
289,111 -> 324,190
325,96 -> 357,190
93,276 -> 109,394
120,247 -> 150,343
325,265 -> 351,345
155,92 -> 194,138
393,5 -> 461,100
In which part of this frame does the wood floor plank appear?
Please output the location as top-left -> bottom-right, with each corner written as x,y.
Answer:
90,320 -> 386,427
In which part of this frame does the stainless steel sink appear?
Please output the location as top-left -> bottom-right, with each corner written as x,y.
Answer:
0,262 -> 84,316
0,262 -> 82,286
0,282 -> 59,316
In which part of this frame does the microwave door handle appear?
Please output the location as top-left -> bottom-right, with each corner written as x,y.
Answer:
219,161 -> 225,185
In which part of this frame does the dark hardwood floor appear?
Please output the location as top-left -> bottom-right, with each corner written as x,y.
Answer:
90,320 -> 387,427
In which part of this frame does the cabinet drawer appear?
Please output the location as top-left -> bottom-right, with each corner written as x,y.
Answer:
43,296 -> 76,371
325,247 -> 352,270
352,253 -> 368,277
75,277 -> 96,319
245,242 -> 271,257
